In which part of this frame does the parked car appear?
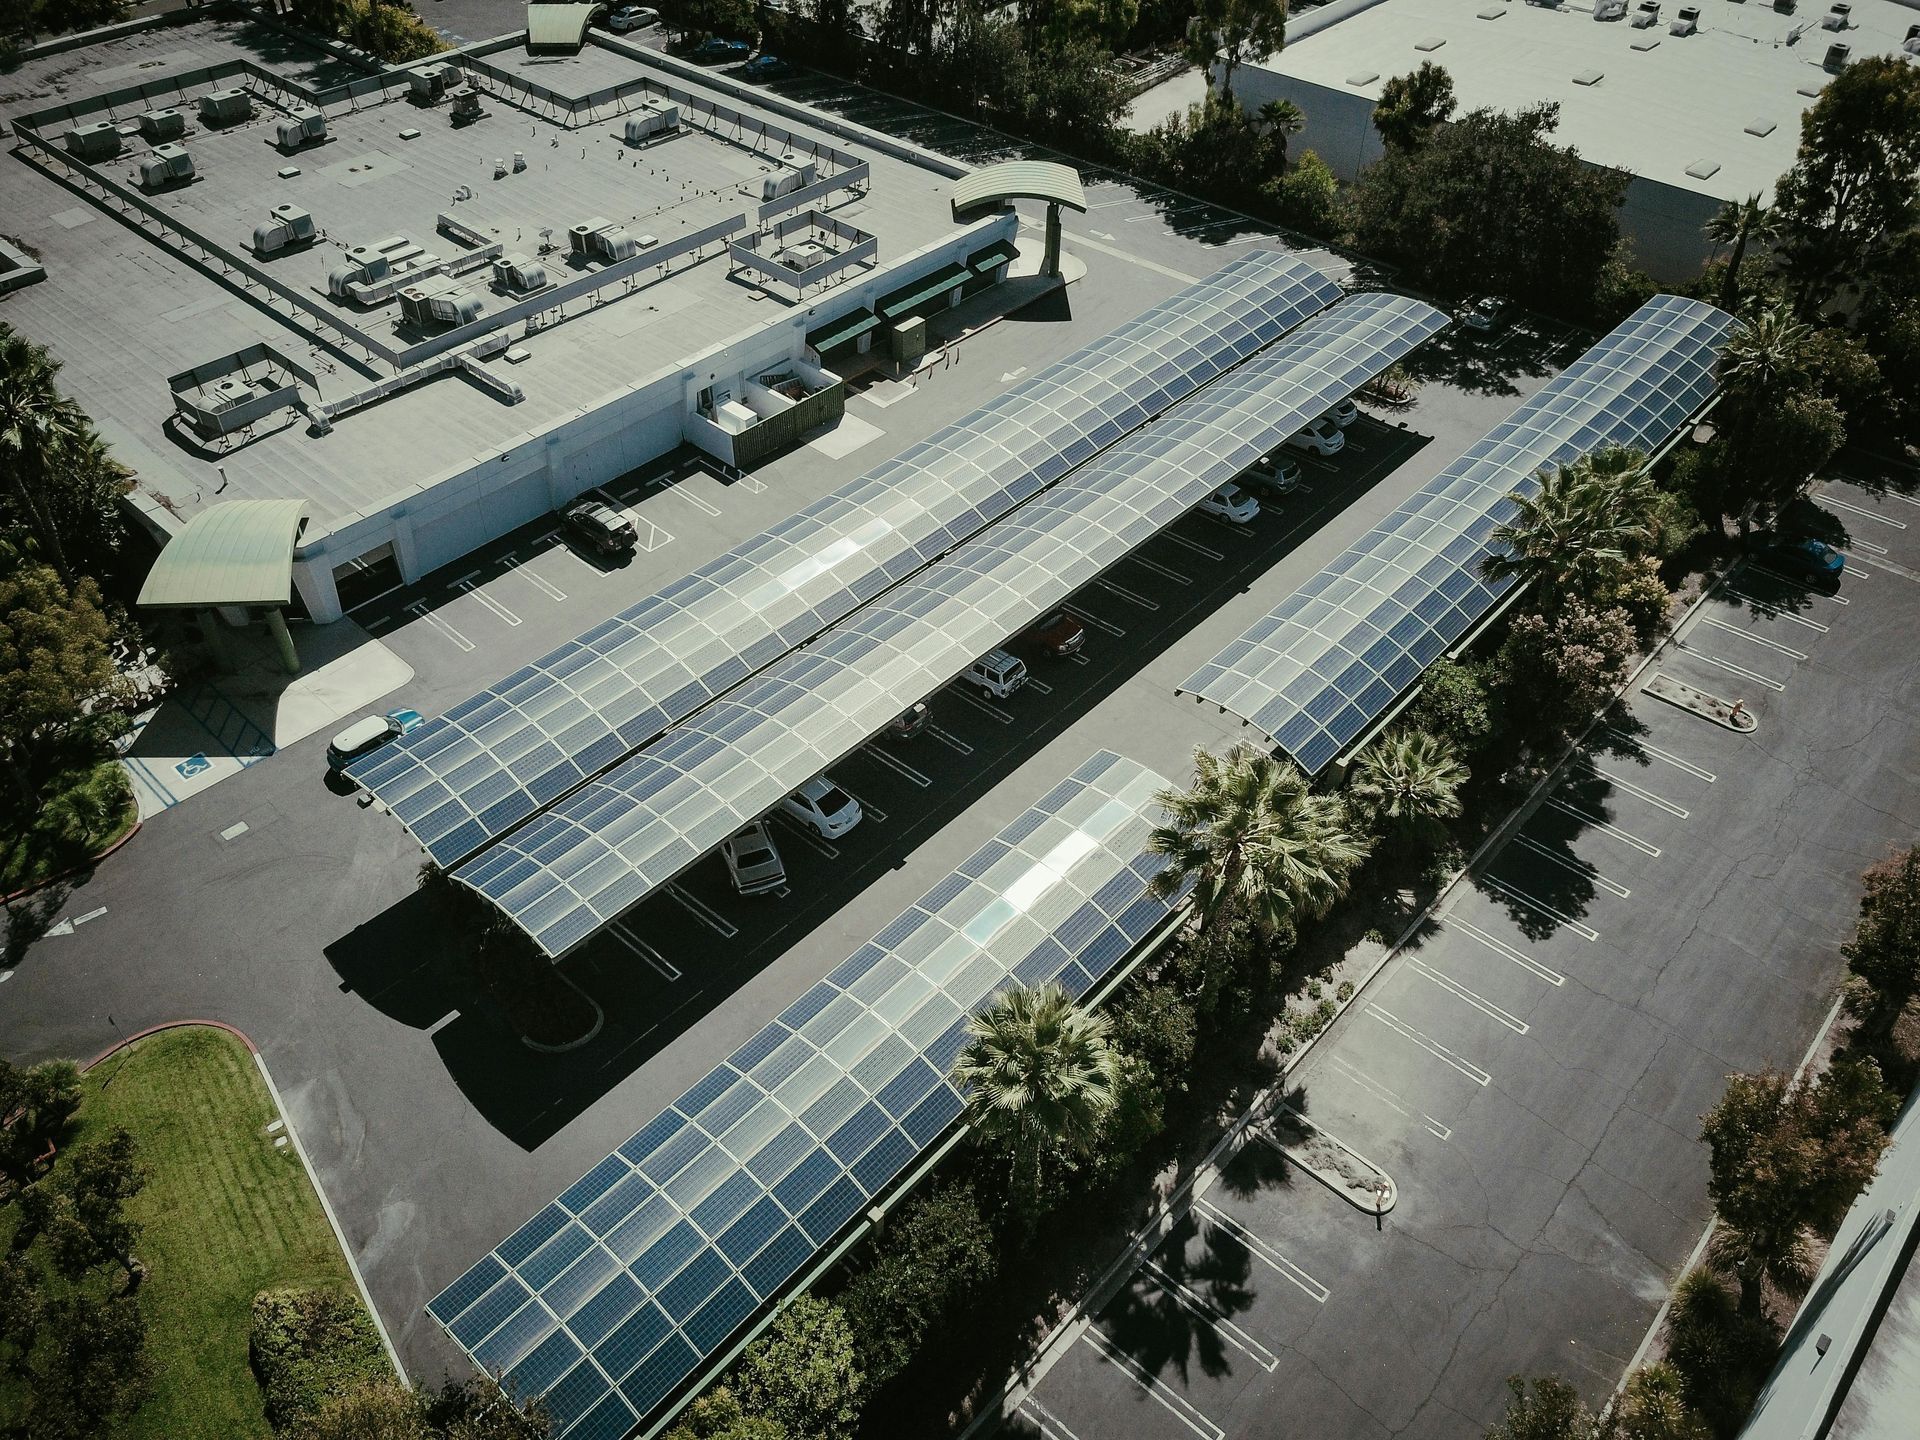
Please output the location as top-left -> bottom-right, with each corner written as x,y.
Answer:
1018,609 -> 1085,659
1284,417 -> 1345,456
742,53 -> 790,78
1457,295 -> 1511,336
1242,453 -> 1303,497
721,821 -> 786,894
691,36 -> 752,62
887,701 -> 930,738
607,5 -> 660,31
561,500 -> 637,557
780,775 -> 863,838
1198,483 -> 1260,524
1324,397 -> 1359,428
1758,535 -> 1845,582
327,707 -> 423,771
964,649 -> 1028,701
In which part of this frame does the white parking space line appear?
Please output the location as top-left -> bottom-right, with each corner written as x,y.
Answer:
1722,592 -> 1830,630
1700,615 -> 1809,659
770,812 -> 841,857
364,613 -> 395,634
1824,495 -> 1908,528
860,744 -> 932,788
944,688 -> 1016,724
453,575 -> 523,627
1683,648 -> 1788,692
1127,555 -> 1193,585
1137,1259 -> 1279,1372
405,601 -> 476,651
643,478 -> 722,517
1027,677 -> 1054,696
667,884 -> 739,939
504,553 -> 567,602
1405,957 -> 1531,1034
1064,603 -> 1124,637
833,784 -> 888,823
1746,567 -> 1851,601
1848,535 -> 1890,555
609,922 -> 681,981
1442,916 -> 1566,986
1018,1396 -> 1084,1440
1082,1328 -> 1224,1440
1475,875 -> 1601,941
1603,729 -> 1716,781
1323,1053 -> 1453,1140
1544,798 -> 1662,857
1093,578 -> 1161,610
1193,1197 -> 1331,1302
928,724 -> 974,754
1363,1004 -> 1493,1085
1161,532 -> 1225,562
1512,835 -> 1632,897
1581,766 -> 1691,818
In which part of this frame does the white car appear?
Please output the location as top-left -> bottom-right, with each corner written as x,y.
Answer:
1285,417 -> 1346,457
1199,483 -> 1260,524
606,5 -> 660,31
780,775 -> 863,839
722,821 -> 786,895
1324,397 -> 1359,428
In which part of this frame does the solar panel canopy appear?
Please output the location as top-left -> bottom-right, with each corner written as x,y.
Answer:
1179,294 -> 1734,775
346,250 -> 1343,867
456,291 -> 1447,958
428,750 -> 1184,1440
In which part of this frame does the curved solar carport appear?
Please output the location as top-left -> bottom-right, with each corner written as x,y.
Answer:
349,251 -> 1342,866
428,750 -> 1185,1440
454,291 -> 1448,958
1177,294 -> 1733,775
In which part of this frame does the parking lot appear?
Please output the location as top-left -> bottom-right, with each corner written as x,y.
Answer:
1008,481 -> 1920,1438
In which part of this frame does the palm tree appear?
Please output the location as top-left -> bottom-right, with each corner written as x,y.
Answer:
1722,304 -> 1814,396
1479,444 -> 1659,596
1704,194 -> 1780,311
1707,1217 -> 1814,1321
953,983 -> 1119,1197
1348,731 -> 1466,845
0,328 -> 86,587
1257,97 -> 1305,166
1150,743 -> 1368,934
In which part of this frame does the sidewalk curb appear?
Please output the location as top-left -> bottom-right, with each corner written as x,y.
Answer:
82,1021 -> 407,1385
1,819 -> 143,907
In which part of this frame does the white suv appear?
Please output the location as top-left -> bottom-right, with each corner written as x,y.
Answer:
1199,484 -> 1260,524
964,649 -> 1028,700
780,775 -> 863,839
1285,417 -> 1346,456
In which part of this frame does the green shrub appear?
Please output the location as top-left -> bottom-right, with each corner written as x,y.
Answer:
1108,980 -> 1198,1090
732,1295 -> 863,1440
1663,1269 -> 1778,1438
249,1286 -> 387,1431
1336,981 -> 1355,1003
840,1183 -> 997,1390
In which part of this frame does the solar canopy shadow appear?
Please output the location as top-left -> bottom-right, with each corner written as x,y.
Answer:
1179,293 -> 1735,775
453,291 -> 1447,959
347,251 -> 1343,867
427,749 -> 1187,1440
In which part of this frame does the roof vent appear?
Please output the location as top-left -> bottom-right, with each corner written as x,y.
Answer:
1745,116 -> 1777,136
1573,68 -> 1605,85
1823,41 -> 1850,69
1595,0 -> 1628,19
1477,5 -> 1507,17
1414,35 -> 1446,50
1631,1 -> 1661,29
1631,34 -> 1661,49
1821,3 -> 1850,30
1346,69 -> 1381,86
1797,80 -> 1826,96
1685,158 -> 1722,179
1670,5 -> 1699,33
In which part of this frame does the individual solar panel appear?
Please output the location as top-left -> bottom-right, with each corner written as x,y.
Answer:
428,751 -> 1187,1439
455,291 -> 1446,958
1179,294 -> 1735,774
348,252 -> 1344,866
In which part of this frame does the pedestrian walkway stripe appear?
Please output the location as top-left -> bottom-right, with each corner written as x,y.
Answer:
1406,957 -> 1531,1033
1083,1327 -> 1225,1440
1363,1004 -> 1493,1085
1475,875 -> 1601,942
1544,798 -> 1662,857
1513,835 -> 1632,897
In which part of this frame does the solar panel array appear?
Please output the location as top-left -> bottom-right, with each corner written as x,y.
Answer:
455,292 -> 1447,958
1179,294 -> 1734,775
428,750 -> 1184,1440
347,251 -> 1343,866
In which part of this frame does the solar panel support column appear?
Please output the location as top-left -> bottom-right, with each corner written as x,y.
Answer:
1045,204 -> 1063,278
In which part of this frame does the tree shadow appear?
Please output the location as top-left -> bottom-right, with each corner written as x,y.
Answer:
1400,319 -> 1568,399
1097,1208 -> 1258,1386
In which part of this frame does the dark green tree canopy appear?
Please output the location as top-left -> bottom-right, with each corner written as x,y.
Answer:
1373,60 -> 1455,151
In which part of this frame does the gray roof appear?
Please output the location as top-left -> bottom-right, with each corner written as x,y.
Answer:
951,159 -> 1088,215
136,498 -> 310,609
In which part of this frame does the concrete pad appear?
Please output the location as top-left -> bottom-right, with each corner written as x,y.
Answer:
263,632 -> 415,749
806,413 -> 885,460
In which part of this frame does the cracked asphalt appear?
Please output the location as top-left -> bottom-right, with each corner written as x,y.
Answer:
1012,477 -> 1920,1440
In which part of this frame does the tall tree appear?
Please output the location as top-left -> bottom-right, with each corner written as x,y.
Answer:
1348,730 -> 1466,849
1773,57 -> 1920,309
1257,96 -> 1305,165
1702,194 -> 1780,312
732,1295 -> 863,1440
1480,446 -> 1659,598
1185,0 -> 1286,105
0,1058 -> 80,1189
1372,60 -> 1454,152
1700,1071 -> 1821,1318
1702,307 -> 1845,534
1486,1375 -> 1595,1440
0,562 -> 125,814
1612,1363 -> 1712,1440
19,1127 -> 148,1289
953,982 -> 1120,1199
1150,743 -> 1368,934
1842,845 -> 1920,1039
0,327 -> 87,588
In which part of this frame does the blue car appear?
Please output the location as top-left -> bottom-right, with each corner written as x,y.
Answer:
1760,536 -> 1844,582
691,37 -> 751,62
743,54 -> 790,78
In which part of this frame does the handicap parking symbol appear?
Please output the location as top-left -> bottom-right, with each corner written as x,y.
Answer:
176,753 -> 211,779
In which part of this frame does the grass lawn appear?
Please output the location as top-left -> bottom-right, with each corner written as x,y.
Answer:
68,1026 -> 383,1440
0,758 -> 138,895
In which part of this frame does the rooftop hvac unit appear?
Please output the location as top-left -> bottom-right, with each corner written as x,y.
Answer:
761,159 -> 818,203
138,143 -> 195,190
568,217 -> 638,262
398,275 -> 485,329
1670,5 -> 1699,32
492,253 -> 550,293
137,108 -> 186,143
1594,0 -> 1627,18
1907,24 -> 1920,55
409,64 -> 456,103
624,101 -> 680,144
328,244 -> 393,297
1824,41 -> 1850,67
1630,1 -> 1660,28
253,203 -> 317,255
197,88 -> 253,126
1821,2 -> 1850,28
62,121 -> 121,161
449,86 -> 484,123
275,107 -> 327,151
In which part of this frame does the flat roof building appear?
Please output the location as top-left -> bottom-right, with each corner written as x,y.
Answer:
1225,0 -> 1920,278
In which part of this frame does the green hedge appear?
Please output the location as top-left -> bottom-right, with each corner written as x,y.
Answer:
248,1286 -> 387,1431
